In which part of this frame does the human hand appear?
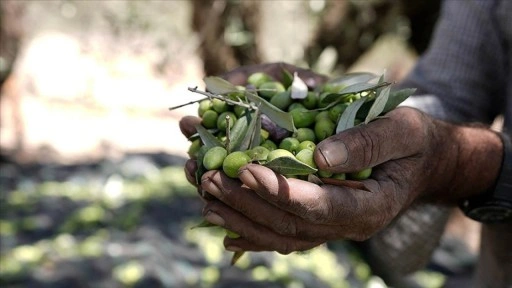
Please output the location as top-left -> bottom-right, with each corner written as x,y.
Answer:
199,107 -> 503,253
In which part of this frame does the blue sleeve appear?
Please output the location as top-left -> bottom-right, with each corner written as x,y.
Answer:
400,0 -> 508,124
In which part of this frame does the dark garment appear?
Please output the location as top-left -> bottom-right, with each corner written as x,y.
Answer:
368,1 -> 511,286
402,0 -> 511,130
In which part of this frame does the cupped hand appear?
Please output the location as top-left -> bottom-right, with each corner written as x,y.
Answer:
200,107 -> 459,253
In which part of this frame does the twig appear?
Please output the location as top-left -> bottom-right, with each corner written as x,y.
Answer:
168,96 -> 209,110
186,87 -> 256,110
225,114 -> 231,152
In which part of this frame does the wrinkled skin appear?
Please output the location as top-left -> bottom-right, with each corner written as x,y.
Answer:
179,63 -> 503,255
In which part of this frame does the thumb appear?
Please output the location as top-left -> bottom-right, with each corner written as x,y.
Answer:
313,107 -> 428,173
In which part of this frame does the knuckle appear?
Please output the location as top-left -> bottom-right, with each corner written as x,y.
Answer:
274,214 -> 298,237
352,128 -> 378,168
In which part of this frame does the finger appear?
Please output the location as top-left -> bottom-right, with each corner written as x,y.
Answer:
239,164 -> 356,224
223,234 -> 322,254
179,116 -> 202,138
314,107 -> 429,173
184,159 -> 198,186
239,164 -> 404,236
203,200 -> 323,254
201,169 -> 345,240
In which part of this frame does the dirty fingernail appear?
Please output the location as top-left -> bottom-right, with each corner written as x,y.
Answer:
201,177 -> 222,199
205,211 -> 225,226
317,142 -> 348,167
226,246 -> 243,252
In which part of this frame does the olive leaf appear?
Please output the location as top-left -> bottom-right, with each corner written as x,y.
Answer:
195,146 -> 209,186
250,114 -> 262,149
326,72 -> 377,87
190,219 -> 217,229
290,72 -> 309,100
263,156 -> 318,175
228,112 -> 252,152
195,124 -> 224,148
382,88 -> 416,113
364,86 -> 390,124
281,68 -> 294,89
239,110 -> 261,151
336,97 -> 367,133
245,92 -> 295,132
319,81 -> 390,106
231,251 -> 245,266
204,76 -> 237,94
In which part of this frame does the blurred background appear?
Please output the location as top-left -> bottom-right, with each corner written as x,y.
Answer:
0,1 -> 480,287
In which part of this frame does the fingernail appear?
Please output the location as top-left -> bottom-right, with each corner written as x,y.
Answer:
205,211 -> 225,226
201,177 -> 222,199
318,142 -> 348,167
238,167 -> 259,190
226,246 -> 243,252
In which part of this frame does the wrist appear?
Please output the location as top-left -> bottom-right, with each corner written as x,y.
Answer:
429,121 -> 503,203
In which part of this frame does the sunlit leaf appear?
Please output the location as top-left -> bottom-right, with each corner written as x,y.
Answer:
204,76 -> 237,94
245,92 -> 295,132
263,156 -> 318,175
365,86 -> 390,124
290,72 -> 309,99
326,72 -> 377,87
383,88 -> 416,113
319,82 -> 390,106
190,219 -> 217,229
336,97 -> 367,133
195,125 -> 224,148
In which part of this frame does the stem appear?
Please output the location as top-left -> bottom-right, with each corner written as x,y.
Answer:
225,114 -> 231,152
168,96 -> 208,110
187,87 -> 255,110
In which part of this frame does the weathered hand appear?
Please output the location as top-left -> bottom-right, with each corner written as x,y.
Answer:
200,107 -> 503,253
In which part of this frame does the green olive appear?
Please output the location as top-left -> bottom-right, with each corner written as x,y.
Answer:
201,110 -> 219,129
279,137 -> 300,154
212,98 -> 229,113
270,91 -> 293,110
223,151 -> 252,178
259,81 -> 286,99
198,100 -> 212,117
295,128 -> 316,143
247,72 -> 272,88
314,118 -> 335,141
298,140 -> 316,151
217,112 -> 237,131
295,149 -> 317,169
290,108 -> 318,128
203,146 -> 228,170
301,91 -> 318,109
267,149 -> 295,162
261,139 -> 278,151
349,168 -> 372,180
